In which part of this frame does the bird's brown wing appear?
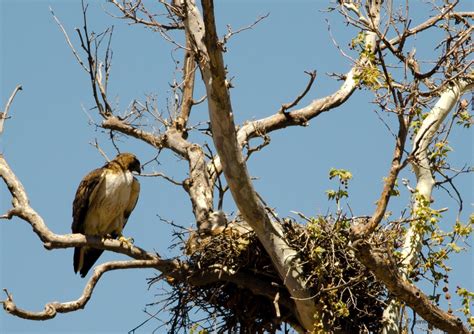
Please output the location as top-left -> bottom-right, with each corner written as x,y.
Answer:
72,167 -> 106,276
72,167 -> 105,233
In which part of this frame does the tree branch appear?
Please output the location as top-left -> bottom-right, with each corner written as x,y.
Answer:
60,8 -> 216,229
207,13 -> 384,184
354,240 -> 469,334
50,6 -> 89,73
278,70 -> 317,114
0,85 -> 22,135
385,9 -> 474,51
381,77 -> 474,333
101,118 -> 214,230
183,0 -> 332,330
1,260 -> 160,320
1,151 -> 287,323
188,269 -> 295,313
174,32 -> 197,135
352,110 -> 408,237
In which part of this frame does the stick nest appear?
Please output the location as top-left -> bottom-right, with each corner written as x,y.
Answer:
151,216 -> 388,333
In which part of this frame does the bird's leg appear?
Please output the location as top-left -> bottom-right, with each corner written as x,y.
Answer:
99,233 -> 115,243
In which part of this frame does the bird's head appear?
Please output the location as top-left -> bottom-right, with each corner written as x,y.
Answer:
115,153 -> 141,174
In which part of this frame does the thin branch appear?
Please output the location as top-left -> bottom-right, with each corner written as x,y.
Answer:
102,116 -> 167,150
222,13 -> 270,45
0,85 -> 22,135
325,18 -> 356,63
352,112 -> 408,236
90,138 -> 111,161
139,172 -> 183,186
1,260 -> 160,320
108,0 -> 183,30
278,71 -> 317,114
50,6 -> 89,73
385,10 -> 473,50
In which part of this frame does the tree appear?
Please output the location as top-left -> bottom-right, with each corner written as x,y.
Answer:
1,0 -> 473,333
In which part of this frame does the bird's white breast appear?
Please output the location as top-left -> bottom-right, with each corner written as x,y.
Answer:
84,170 -> 134,235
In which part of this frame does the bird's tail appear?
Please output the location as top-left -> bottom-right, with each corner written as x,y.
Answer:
74,246 -> 104,278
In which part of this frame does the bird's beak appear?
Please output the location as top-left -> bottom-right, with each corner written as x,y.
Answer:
133,160 -> 141,174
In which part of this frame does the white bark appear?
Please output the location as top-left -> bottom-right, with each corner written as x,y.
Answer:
180,0 -> 323,329
382,77 -> 474,334
181,0 -> 383,330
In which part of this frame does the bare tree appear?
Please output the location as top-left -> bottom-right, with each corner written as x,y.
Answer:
1,0 -> 473,333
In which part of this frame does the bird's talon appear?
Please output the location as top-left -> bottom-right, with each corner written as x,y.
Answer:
118,235 -> 134,248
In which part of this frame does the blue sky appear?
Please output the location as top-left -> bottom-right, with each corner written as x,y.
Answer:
1,1 -> 472,333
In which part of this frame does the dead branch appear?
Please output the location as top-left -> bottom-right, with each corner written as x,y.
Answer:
108,0 -> 183,30
50,6 -> 89,73
0,85 -> 22,135
222,13 -> 270,45
278,70 -> 317,114
1,260 -> 160,320
206,61 -> 363,186
101,116 -> 167,149
386,11 -> 474,50
52,5 -> 216,229
139,172 -> 183,186
90,138 -> 111,161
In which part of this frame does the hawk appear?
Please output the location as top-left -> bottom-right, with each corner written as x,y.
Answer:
72,153 -> 141,277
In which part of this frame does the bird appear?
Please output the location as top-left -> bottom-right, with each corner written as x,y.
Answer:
71,152 -> 141,277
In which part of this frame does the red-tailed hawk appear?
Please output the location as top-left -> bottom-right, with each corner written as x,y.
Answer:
72,153 -> 141,277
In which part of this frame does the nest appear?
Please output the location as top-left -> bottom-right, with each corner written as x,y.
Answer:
150,216 -> 388,333
283,217 -> 387,332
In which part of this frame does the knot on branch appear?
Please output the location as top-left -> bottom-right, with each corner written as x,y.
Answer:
2,300 -> 15,314
1,289 -> 57,320
182,177 -> 193,191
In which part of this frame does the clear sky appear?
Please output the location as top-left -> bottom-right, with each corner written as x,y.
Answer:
1,1 -> 472,333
